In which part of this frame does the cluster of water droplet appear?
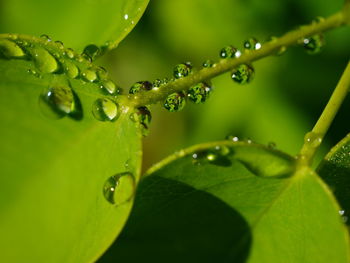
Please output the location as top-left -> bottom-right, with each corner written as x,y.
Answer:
0,34 -> 124,122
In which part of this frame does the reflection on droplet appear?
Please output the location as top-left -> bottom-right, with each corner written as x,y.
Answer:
164,92 -> 186,112
81,68 -> 97,82
304,132 -> 322,148
231,64 -> 254,84
92,98 -> 119,121
100,80 -> 118,95
39,85 -> 75,119
64,60 -> 79,79
188,82 -> 212,104
103,172 -> 135,205
82,44 -> 100,61
173,62 -> 192,79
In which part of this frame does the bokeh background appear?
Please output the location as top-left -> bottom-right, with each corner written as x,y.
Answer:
99,0 -> 350,171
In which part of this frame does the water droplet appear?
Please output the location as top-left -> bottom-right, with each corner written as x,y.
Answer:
92,98 -> 119,121
164,92 -> 186,112
129,81 -> 153,94
100,80 -> 118,95
302,34 -> 324,54
39,86 -> 75,119
64,60 -> 79,79
124,14 -> 129,20
0,39 -> 25,58
231,64 -> 254,84
243,37 -> 261,50
192,146 -> 232,167
54,40 -> 64,50
161,77 -> 170,85
82,44 -> 100,61
220,45 -> 239,58
152,79 -> 162,89
103,172 -> 135,205
339,210 -> 345,216
130,106 -> 152,136
188,82 -> 212,104
304,132 -> 322,148
66,48 -> 75,59
342,216 -> 348,223
312,16 -> 325,24
173,63 -> 192,79
40,34 -> 51,42
226,135 -> 239,142
30,46 -> 58,73
81,68 -> 97,82
202,59 -> 214,68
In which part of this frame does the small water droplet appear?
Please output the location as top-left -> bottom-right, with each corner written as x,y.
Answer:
54,40 -> 64,49
173,63 -> 192,79
304,132 -> 322,148
100,80 -> 118,95
40,34 -> 51,42
64,60 -> 79,79
27,68 -> 41,78
92,98 -> 119,121
129,81 -> 153,94
302,34 -> 324,55
82,44 -> 100,61
152,79 -> 162,88
39,86 -> 75,119
226,135 -> 240,142
339,210 -> 345,216
124,14 -> 129,20
192,146 -> 232,167
81,68 -> 97,82
0,39 -> 25,58
188,82 -> 212,104
66,48 -> 75,59
130,106 -> 152,136
202,59 -> 214,68
231,64 -> 254,84
243,37 -> 261,50
29,46 -> 58,73
103,172 -> 135,205
220,45 -> 239,58
164,92 -> 186,112
96,66 -> 108,79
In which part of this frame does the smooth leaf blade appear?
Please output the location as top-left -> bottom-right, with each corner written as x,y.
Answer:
0,0 -> 149,52
317,133 -> 350,225
0,54 -> 142,261
99,142 -> 350,262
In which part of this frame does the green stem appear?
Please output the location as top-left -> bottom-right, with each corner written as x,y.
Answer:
298,60 -> 350,165
129,11 -> 347,108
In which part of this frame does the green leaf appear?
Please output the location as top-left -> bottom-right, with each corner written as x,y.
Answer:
317,133 -> 350,226
0,36 -> 142,262
99,142 -> 350,263
0,0 -> 149,52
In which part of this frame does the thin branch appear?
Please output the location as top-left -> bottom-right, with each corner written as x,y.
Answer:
127,11 -> 346,108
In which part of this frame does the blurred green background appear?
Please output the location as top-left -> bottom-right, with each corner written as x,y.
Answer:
98,0 -> 350,170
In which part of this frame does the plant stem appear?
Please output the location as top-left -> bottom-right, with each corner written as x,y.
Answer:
298,60 -> 350,165
128,11 -> 347,108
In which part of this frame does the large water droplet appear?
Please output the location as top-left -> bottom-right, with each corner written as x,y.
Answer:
243,37 -> 261,50
129,81 -> 153,94
103,172 -> 135,205
92,98 -> 119,121
173,63 -> 192,79
81,68 -> 97,82
188,82 -> 212,104
82,44 -> 100,61
220,45 -> 239,58
39,85 -> 75,119
302,34 -> 324,55
130,106 -> 152,136
231,64 -> 254,84
0,39 -> 25,58
30,46 -> 58,73
164,92 -> 186,112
